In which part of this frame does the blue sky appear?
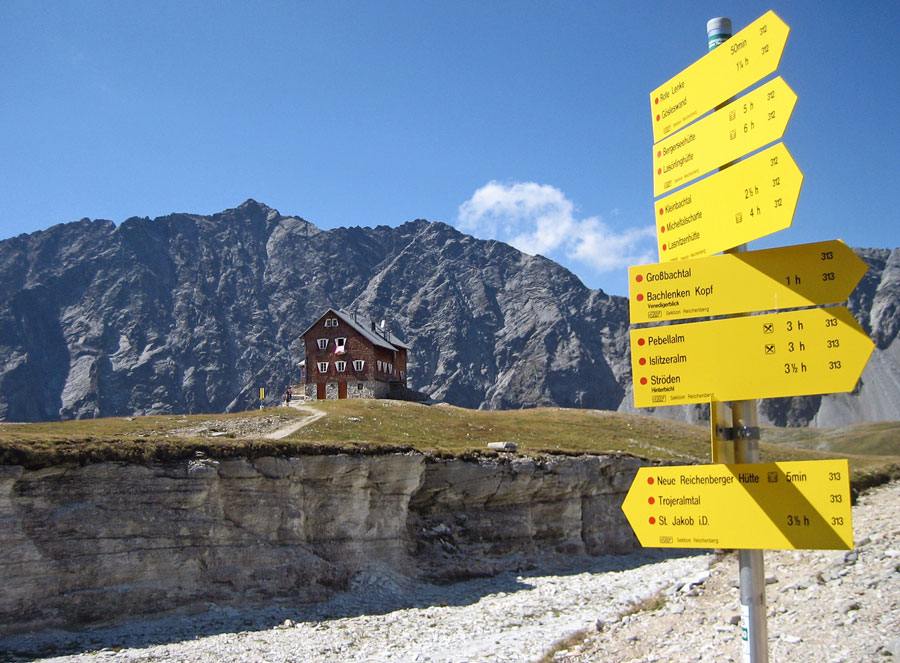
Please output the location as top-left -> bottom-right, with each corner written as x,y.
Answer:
1,1 -> 897,296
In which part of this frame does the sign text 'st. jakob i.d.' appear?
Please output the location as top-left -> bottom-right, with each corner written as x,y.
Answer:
621,460 -> 853,550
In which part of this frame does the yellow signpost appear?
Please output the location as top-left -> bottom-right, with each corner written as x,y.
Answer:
651,11 -> 790,143
654,143 -> 803,261
639,13 -> 861,660
710,401 -> 735,464
621,460 -> 853,550
630,306 -> 874,408
654,77 -> 797,197
628,239 -> 867,324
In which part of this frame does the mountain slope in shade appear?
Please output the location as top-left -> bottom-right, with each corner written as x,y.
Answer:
0,200 -> 896,426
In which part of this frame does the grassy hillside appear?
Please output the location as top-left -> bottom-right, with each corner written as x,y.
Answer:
295,400 -> 707,460
762,421 -> 900,456
1,400 -> 898,487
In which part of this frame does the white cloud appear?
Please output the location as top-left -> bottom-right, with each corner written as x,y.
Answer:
457,180 -> 655,274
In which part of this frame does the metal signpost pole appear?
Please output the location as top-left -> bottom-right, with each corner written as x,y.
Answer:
707,16 -> 769,663
732,400 -> 767,663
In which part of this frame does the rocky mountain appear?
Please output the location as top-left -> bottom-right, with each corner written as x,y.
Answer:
0,200 -> 896,425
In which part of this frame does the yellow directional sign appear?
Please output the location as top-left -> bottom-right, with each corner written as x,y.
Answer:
621,460 -> 853,550
629,240 -> 867,324
653,77 -> 797,197
630,306 -> 873,408
651,10 -> 790,143
654,143 -> 803,261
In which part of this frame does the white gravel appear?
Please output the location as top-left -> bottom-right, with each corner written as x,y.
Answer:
2,551 -> 711,662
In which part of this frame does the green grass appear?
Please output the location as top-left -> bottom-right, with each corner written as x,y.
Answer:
761,421 -> 900,456
293,400 -> 711,460
0,409 -> 306,443
621,591 -> 669,618
0,409 -> 318,468
536,628 -> 592,663
1,401 -> 898,489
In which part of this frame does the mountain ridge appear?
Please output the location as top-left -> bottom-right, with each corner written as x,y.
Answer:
0,200 -> 896,425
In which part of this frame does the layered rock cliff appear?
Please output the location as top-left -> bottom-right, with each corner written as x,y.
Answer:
0,452 -> 642,634
0,200 -> 896,425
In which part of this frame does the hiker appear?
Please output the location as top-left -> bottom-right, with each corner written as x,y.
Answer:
283,387 -> 292,405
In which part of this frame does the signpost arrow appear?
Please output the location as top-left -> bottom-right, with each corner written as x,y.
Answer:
628,239 -> 867,324
651,10 -> 790,143
654,143 -> 803,261
653,77 -> 797,197
630,306 -> 873,408
621,460 -> 853,550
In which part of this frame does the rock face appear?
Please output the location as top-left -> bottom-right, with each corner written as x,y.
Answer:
0,452 -> 642,634
745,247 -> 900,427
0,200 -> 896,425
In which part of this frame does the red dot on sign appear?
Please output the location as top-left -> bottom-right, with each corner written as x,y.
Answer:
636,274 -> 643,282
648,497 -> 655,504
660,225 -> 665,233
656,114 -> 660,122
636,294 -> 644,301
649,517 -> 656,525
662,244 -> 667,251
659,208 -> 664,216
640,377 -> 648,386
639,358 -> 646,366
655,97 -> 659,105
647,477 -> 654,485
638,338 -> 645,346
657,168 -> 662,175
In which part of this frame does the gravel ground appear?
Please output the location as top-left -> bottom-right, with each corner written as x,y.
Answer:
2,481 -> 897,663
565,479 -> 900,663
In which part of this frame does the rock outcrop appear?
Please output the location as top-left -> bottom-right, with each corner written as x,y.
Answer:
0,452 -> 642,634
0,200 -> 896,425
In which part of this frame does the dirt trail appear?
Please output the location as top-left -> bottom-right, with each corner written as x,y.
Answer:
263,400 -> 326,439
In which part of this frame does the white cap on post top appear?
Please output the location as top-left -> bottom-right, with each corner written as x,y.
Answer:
706,17 -> 732,51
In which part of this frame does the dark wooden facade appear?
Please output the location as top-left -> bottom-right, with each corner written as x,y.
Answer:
300,308 -> 409,400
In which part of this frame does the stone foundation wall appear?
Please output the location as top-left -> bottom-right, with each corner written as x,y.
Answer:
303,380 -> 390,400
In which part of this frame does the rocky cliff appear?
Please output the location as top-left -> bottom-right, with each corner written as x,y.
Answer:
0,200 -> 896,425
0,452 -> 641,634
